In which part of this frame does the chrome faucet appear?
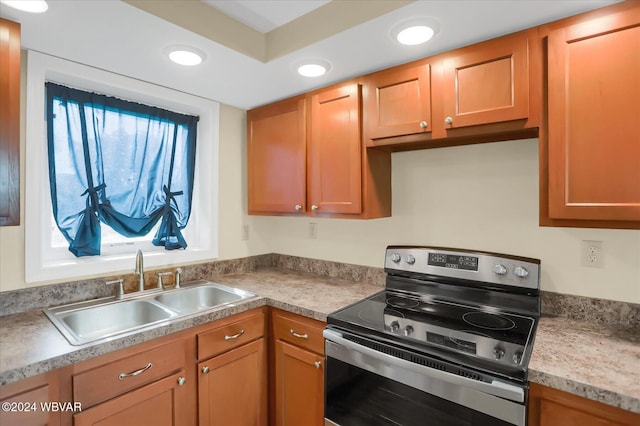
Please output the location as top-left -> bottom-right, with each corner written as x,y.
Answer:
134,249 -> 145,291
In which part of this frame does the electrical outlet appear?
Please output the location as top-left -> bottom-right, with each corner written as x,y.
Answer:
581,240 -> 603,268
309,222 -> 318,239
241,224 -> 249,241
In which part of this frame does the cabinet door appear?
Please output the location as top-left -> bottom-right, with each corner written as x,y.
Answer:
198,338 -> 267,426
73,371 -> 190,426
441,30 -> 530,129
547,7 -> 640,223
308,83 -> 362,215
247,97 -> 306,214
528,383 -> 640,426
275,340 -> 324,426
364,64 -> 431,139
0,372 -> 61,426
0,18 -> 20,226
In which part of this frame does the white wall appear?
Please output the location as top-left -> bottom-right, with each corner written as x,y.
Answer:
249,138 -> 640,304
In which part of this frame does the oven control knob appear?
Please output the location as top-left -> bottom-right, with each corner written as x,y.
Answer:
514,266 -> 529,278
406,255 -> 416,265
494,264 -> 508,275
389,321 -> 400,333
493,347 -> 505,360
403,326 -> 414,337
390,253 -> 401,263
513,351 -> 523,365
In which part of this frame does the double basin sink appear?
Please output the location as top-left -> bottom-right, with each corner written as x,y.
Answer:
44,281 -> 256,346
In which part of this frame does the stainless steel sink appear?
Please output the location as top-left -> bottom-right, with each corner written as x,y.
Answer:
155,283 -> 254,313
44,281 -> 256,346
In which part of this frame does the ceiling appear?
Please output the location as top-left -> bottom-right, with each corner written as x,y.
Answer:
0,0 -> 619,110
202,0 -> 330,34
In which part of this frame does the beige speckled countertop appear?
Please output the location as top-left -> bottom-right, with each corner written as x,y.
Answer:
1,267 -> 639,414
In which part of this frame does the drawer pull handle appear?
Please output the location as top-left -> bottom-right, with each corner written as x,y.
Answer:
224,330 -> 245,341
314,361 -> 322,369
202,366 -> 210,374
118,362 -> 152,380
290,329 -> 309,339
177,376 -> 186,386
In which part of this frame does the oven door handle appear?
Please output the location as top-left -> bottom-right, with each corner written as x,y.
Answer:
323,329 -> 525,403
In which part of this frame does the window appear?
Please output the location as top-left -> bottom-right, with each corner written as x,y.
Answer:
25,51 -> 219,283
46,82 -> 198,257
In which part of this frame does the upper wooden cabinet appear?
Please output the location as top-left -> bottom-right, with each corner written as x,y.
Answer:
248,82 -> 391,219
247,96 -> 306,214
308,84 -> 362,215
542,2 -> 640,229
440,30 -> 531,130
364,63 -> 432,140
0,18 -> 20,227
364,28 -> 540,150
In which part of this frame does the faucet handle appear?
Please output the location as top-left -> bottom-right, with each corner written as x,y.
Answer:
106,279 -> 125,299
175,268 -> 182,288
157,272 -> 173,289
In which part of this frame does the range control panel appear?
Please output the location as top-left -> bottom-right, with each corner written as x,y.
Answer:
385,246 -> 540,291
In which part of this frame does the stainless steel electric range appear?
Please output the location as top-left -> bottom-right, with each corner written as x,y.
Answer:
324,246 -> 541,426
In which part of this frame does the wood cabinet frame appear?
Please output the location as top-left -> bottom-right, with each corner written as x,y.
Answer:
528,382 -> 640,425
247,81 -> 391,219
538,1 -> 640,229
365,27 -> 541,152
0,18 -> 21,226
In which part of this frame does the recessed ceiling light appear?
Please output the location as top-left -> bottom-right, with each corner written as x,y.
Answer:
396,25 -> 434,46
390,18 -> 440,47
0,0 -> 48,13
294,59 -> 331,78
298,64 -> 326,77
164,45 -> 205,66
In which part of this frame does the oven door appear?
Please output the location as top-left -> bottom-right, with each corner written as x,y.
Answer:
324,329 -> 526,426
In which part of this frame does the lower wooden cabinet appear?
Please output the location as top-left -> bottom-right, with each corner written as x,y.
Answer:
198,340 -> 267,425
274,340 -> 324,426
0,370 -> 62,426
73,370 -> 190,426
7,307 -> 640,426
272,309 -> 326,426
197,309 -> 268,426
528,383 -> 640,426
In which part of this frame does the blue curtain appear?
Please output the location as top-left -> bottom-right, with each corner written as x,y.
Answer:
46,82 -> 198,257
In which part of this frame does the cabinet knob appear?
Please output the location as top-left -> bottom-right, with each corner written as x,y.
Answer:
202,366 -> 210,374
314,361 -> 322,369
444,116 -> 453,125
311,205 -> 318,211
177,376 -> 186,386
295,204 -> 302,211
419,121 -> 428,129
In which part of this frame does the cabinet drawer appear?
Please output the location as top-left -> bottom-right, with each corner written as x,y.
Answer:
73,340 -> 185,408
272,310 -> 325,355
198,311 -> 265,360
